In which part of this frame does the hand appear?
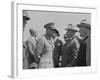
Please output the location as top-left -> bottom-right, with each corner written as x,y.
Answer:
30,62 -> 38,68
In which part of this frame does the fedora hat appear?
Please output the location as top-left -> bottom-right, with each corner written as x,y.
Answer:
65,24 -> 80,32
77,19 -> 91,30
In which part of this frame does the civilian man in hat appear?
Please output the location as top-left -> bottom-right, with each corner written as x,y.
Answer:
52,29 -> 63,68
35,22 -> 59,68
76,19 -> 91,66
23,11 -> 31,69
61,24 -> 80,67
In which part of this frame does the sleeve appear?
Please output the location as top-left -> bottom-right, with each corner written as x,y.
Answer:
35,37 -> 44,56
72,38 -> 80,59
86,37 -> 91,66
60,41 -> 63,55
26,40 -> 35,56
59,42 -> 64,62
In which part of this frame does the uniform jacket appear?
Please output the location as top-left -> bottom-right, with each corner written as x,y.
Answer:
35,35 -> 54,68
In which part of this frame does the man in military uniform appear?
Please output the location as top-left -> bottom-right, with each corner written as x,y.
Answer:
76,19 -> 91,66
53,29 -> 63,68
61,24 -> 80,67
35,22 -> 60,68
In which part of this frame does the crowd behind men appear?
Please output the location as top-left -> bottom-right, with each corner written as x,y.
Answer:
23,11 -> 91,69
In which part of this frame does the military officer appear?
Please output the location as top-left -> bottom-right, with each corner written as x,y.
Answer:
35,22 -> 58,68
52,29 -> 63,68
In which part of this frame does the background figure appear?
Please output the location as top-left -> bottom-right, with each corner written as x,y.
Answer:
26,29 -> 39,69
53,30 -> 63,68
23,11 -> 31,69
23,10 -> 30,31
77,19 -> 91,66
35,22 -> 58,68
61,24 -> 80,67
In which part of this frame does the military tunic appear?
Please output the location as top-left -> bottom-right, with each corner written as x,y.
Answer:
36,35 -> 54,68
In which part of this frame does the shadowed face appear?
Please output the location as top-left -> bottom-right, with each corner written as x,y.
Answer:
23,20 -> 27,31
52,30 -> 59,39
79,27 -> 88,37
46,28 -> 58,39
66,30 -> 76,38
46,28 -> 53,37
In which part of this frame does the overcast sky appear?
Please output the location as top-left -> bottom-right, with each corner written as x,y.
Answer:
23,10 -> 91,42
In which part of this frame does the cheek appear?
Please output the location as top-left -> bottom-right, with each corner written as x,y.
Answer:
66,32 -> 72,37
52,33 -> 55,37
50,31 -> 53,35
80,30 -> 85,36
79,30 -> 82,34
47,29 -> 51,34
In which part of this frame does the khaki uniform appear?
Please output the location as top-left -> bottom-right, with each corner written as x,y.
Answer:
36,35 -> 54,68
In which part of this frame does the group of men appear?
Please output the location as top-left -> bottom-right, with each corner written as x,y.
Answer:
23,11 -> 91,69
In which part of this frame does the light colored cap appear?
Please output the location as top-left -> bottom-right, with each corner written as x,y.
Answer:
65,24 -> 80,32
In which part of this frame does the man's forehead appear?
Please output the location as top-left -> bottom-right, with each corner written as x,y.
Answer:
79,27 -> 87,30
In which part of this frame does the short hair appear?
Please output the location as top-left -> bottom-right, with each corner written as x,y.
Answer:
29,29 -> 36,35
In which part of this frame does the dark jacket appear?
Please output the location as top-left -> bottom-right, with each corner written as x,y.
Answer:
53,39 -> 63,67
76,35 -> 91,66
61,37 -> 80,67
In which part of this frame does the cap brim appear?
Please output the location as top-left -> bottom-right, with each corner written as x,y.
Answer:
51,28 -> 60,36
65,28 -> 79,32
